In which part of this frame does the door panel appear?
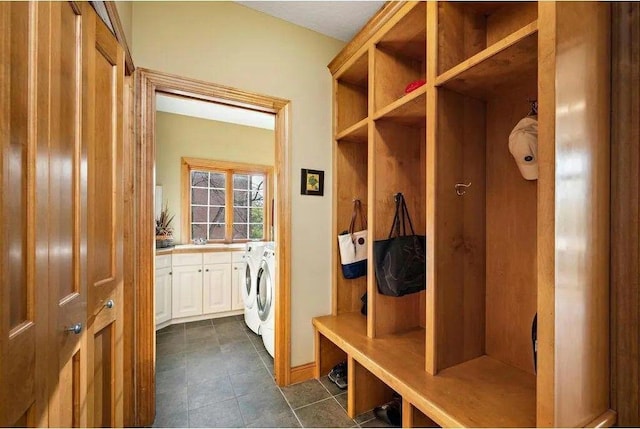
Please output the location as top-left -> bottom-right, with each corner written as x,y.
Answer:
93,324 -> 113,427
6,0 -> 29,331
155,267 -> 172,325
172,266 -> 203,318
87,8 -> 123,312
203,264 -> 231,314
53,349 -> 82,428
1,2 -> 44,426
232,262 -> 245,311
48,2 -> 87,427
83,4 -> 124,427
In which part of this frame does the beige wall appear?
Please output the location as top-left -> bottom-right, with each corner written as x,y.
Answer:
114,1 -> 133,50
155,111 -> 275,243
132,2 -> 344,366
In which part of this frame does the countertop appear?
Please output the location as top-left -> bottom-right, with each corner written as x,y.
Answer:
156,243 -> 246,256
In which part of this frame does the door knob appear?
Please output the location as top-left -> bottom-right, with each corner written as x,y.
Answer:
105,299 -> 115,309
198,269 -> 202,272
65,323 -> 83,335
205,269 -> 209,272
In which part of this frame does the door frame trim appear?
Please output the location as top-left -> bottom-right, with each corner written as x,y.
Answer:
132,68 -> 291,426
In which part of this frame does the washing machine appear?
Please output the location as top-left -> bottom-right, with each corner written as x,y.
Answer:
257,246 -> 276,357
242,242 -> 266,335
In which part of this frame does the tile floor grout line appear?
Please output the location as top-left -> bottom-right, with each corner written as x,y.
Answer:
333,391 -> 349,414
358,416 -> 377,426
332,394 -> 358,427
275,383 -> 306,428
290,394 -> 339,413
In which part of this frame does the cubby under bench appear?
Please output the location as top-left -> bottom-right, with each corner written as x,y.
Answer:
313,313 -> 535,428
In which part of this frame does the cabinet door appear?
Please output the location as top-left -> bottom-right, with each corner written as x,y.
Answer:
155,267 -> 172,326
172,265 -> 203,318
231,262 -> 245,311
203,264 -> 232,314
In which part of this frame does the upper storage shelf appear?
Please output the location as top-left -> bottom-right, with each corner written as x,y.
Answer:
435,2 -> 538,99
336,51 -> 369,135
436,21 -> 538,100
373,2 -> 426,119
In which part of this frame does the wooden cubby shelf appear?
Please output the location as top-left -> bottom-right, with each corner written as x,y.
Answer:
435,21 -> 538,99
336,117 -> 368,144
326,1 -> 612,427
314,313 -> 535,428
373,2 -> 426,113
373,85 -> 426,126
336,51 -> 369,134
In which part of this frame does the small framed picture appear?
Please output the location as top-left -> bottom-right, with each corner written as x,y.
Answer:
300,169 -> 324,196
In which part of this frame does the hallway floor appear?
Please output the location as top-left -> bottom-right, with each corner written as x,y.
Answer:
153,316 -> 394,428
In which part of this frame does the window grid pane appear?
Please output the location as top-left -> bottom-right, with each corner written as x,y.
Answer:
190,169 -> 267,242
191,169 -> 226,241
233,173 -> 265,240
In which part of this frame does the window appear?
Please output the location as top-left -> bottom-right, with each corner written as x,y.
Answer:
182,158 -> 272,243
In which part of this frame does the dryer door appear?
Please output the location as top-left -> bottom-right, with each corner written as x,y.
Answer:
243,262 -> 254,308
256,259 -> 272,322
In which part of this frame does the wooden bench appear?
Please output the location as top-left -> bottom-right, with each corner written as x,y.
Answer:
313,313 -> 536,428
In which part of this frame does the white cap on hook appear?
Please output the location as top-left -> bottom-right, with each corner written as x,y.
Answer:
509,116 -> 538,180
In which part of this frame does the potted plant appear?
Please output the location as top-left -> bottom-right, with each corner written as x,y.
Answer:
155,204 -> 175,249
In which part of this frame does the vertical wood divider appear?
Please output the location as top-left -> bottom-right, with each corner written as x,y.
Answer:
347,356 -> 356,418
424,0 -> 438,376
366,45 -> 376,339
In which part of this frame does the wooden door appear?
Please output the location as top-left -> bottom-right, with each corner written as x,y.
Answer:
203,263 -> 232,314
172,265 -> 203,318
0,2 -> 51,426
46,2 -> 91,427
1,2 -> 126,427
82,3 -> 125,427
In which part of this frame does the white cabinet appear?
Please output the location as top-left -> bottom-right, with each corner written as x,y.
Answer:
203,263 -> 232,314
156,249 -> 244,327
172,265 -> 204,318
231,262 -> 245,311
155,255 -> 173,327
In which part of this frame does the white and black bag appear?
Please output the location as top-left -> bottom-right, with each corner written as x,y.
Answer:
338,199 -> 367,279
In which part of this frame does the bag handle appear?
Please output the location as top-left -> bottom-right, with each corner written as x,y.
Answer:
388,193 -> 416,238
349,199 -> 367,234
348,199 -> 367,251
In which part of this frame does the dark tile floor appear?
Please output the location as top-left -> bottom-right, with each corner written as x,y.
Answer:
154,315 -> 394,428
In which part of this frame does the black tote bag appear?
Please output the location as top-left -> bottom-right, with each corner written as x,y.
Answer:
374,193 -> 426,297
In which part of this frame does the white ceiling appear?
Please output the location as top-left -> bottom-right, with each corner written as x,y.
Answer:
235,1 -> 385,42
156,94 -> 275,130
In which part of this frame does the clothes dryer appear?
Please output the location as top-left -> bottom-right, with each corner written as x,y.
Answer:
242,242 -> 265,334
257,247 -> 276,357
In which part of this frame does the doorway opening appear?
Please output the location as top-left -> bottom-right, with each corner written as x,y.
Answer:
133,69 -> 291,425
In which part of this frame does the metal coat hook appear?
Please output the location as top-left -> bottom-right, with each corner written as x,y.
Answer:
455,182 -> 471,196
527,99 -> 538,116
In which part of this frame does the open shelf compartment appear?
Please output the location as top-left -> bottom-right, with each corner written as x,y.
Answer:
334,137 -> 368,316
370,120 -> 426,338
336,51 -> 369,134
436,2 -> 538,76
435,21 -> 538,100
373,2 -> 426,114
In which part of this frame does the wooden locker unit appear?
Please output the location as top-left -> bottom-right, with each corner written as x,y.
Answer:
315,1 -> 613,427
